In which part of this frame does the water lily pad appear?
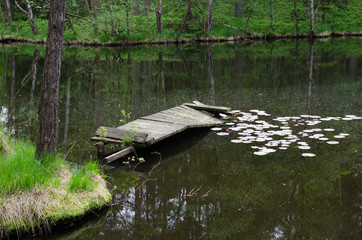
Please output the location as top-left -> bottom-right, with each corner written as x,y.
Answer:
254,151 -> 268,156
324,128 -> 335,132
334,135 -> 345,139
318,137 -> 329,141
302,153 -> 316,157
298,146 -> 311,150
216,132 -> 229,136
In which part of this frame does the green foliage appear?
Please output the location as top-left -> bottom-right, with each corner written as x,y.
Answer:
0,0 -> 360,43
96,126 -> 108,138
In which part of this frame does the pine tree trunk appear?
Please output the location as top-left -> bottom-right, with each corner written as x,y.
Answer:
5,0 -> 11,24
25,0 -> 38,35
206,0 -> 213,34
36,0 -> 65,158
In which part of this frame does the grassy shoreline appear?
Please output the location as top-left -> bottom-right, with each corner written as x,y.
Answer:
0,131 -> 111,239
1,31 -> 362,48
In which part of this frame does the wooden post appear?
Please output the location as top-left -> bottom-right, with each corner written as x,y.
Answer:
94,141 -> 105,160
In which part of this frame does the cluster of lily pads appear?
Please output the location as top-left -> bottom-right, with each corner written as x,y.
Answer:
211,110 -> 361,157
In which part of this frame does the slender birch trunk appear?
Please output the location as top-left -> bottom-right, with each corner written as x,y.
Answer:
206,0 -> 213,34
154,0 -> 163,34
5,0 -> 11,24
309,0 -> 316,37
25,0 -> 39,35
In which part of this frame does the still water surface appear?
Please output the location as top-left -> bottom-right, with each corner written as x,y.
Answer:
0,39 -> 361,239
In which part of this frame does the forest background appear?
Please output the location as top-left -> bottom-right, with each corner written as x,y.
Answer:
0,0 -> 361,45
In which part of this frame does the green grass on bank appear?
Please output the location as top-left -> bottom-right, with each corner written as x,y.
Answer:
0,130 -> 111,237
0,0 -> 361,45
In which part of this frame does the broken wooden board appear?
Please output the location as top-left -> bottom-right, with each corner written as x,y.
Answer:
95,126 -> 148,144
183,103 -> 231,113
104,146 -> 134,164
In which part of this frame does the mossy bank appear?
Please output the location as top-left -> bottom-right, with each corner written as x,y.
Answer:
0,130 -> 111,239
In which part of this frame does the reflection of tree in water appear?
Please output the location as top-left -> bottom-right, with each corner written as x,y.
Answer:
102,137 -> 360,239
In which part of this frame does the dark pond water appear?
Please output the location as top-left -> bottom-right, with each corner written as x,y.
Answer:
1,39 -> 361,239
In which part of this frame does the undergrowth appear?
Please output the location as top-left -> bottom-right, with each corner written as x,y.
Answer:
0,129 -> 111,238
0,130 -> 101,194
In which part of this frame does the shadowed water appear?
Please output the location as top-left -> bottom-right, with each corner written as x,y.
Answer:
0,39 -> 361,239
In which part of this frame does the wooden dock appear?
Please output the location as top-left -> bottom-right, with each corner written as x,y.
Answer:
91,101 -> 230,163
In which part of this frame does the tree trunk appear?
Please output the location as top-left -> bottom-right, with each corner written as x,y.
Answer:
309,0 -> 315,37
176,0 -> 193,42
36,0 -> 65,158
85,0 -> 98,34
25,0 -> 39,35
157,51 -> 166,107
207,49 -> 215,105
28,50 -> 40,135
10,55 -> 16,136
234,0 -> 244,18
269,0 -> 274,31
0,3 -> 7,27
5,0 -> 11,24
126,0 -> 130,38
155,0 -> 163,34
206,0 -> 213,34
307,40 -> 315,111
293,0 -> 299,36
108,1 -> 115,35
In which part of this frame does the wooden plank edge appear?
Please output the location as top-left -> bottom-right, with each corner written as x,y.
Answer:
192,100 -> 206,106
105,146 -> 134,164
183,103 -> 231,113
91,136 -> 123,144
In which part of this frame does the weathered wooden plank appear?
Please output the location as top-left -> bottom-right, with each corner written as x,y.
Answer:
105,146 -> 134,164
167,106 -> 220,122
183,103 -> 231,113
161,110 -> 219,127
165,106 -> 215,121
95,126 -> 148,143
91,136 -> 123,144
140,115 -> 200,127
141,110 -> 208,127
118,119 -> 187,143
177,105 -> 224,124
192,100 -> 206,106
